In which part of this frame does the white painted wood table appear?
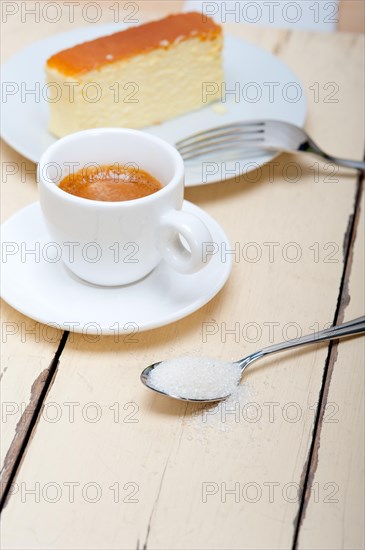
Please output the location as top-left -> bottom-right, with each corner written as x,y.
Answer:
1,3 -> 364,549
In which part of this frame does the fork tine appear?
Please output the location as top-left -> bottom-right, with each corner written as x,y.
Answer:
179,138 -> 267,161
175,120 -> 265,147
178,136 -> 265,157
177,129 -> 265,153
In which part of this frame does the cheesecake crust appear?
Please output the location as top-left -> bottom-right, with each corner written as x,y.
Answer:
46,12 -> 222,76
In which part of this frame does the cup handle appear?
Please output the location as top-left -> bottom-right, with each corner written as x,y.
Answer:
157,210 -> 213,274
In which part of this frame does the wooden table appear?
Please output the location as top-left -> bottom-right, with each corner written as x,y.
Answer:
1,3 -> 364,549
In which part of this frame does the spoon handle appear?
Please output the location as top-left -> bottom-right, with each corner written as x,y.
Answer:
244,316 -> 365,363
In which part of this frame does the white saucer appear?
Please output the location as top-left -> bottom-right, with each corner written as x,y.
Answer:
0,202 -> 232,334
1,24 -> 306,186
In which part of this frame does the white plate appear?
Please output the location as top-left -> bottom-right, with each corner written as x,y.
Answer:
0,201 -> 232,334
1,23 -> 306,186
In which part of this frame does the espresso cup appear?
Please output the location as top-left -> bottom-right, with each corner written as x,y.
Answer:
37,128 -> 213,286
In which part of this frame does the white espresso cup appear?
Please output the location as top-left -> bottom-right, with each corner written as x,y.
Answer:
37,128 -> 213,286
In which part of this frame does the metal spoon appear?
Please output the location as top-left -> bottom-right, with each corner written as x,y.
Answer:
140,316 -> 365,403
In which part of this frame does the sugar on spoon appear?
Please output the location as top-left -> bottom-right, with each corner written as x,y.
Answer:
140,316 -> 365,403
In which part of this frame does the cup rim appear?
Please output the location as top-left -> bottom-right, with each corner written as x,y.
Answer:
37,128 -> 185,208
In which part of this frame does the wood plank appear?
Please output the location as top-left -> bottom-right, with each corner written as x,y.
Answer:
0,1 -> 181,506
1,26 -> 363,550
297,182 -> 365,550
0,139 -> 63,503
338,0 -> 365,33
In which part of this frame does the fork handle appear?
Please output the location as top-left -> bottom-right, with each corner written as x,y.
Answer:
302,140 -> 365,171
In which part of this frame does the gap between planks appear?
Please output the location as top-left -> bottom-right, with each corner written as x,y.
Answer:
0,332 -> 69,511
0,175 -> 363,537
1,26 -> 363,546
292,171 -> 364,549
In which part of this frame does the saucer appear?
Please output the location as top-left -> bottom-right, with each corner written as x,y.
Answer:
0,202 -> 232,334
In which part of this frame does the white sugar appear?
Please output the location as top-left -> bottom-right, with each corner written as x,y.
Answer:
184,382 -> 254,444
148,356 -> 242,401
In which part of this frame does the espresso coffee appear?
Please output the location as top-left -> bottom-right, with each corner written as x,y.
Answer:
59,164 -> 162,202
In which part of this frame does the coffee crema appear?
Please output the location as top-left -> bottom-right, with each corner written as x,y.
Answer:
59,164 -> 162,202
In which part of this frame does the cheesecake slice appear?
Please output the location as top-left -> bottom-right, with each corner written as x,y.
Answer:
46,12 -> 223,137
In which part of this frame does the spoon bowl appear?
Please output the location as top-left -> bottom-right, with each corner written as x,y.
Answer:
140,362 -> 237,403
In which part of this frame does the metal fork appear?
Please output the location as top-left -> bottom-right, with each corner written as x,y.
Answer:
176,120 -> 365,171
